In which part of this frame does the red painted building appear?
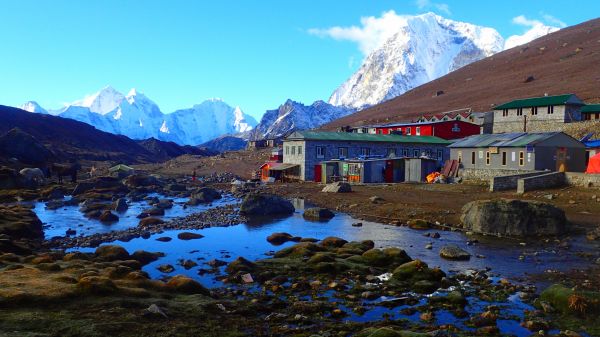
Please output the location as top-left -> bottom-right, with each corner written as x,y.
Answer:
373,120 -> 481,140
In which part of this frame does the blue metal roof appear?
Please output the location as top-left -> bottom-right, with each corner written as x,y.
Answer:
448,132 -> 564,148
584,140 -> 600,148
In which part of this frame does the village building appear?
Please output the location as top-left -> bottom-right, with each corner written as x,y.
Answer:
492,94 -> 585,133
582,104 -> 600,121
281,131 -> 450,181
448,132 -> 586,173
370,120 -> 481,140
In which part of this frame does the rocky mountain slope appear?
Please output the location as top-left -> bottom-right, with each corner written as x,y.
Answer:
248,99 -> 354,140
0,105 -> 209,163
328,12 -> 557,109
323,17 -> 600,129
19,87 -> 257,146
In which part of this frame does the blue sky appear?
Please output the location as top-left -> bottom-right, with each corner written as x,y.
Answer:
0,0 -> 598,120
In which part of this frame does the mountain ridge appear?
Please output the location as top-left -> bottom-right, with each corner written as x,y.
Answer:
322,17 -> 600,129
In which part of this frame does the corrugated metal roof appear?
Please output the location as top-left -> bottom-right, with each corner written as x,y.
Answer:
448,132 -> 563,148
286,131 -> 450,145
494,94 -> 582,110
582,104 -> 600,113
269,163 -> 299,171
584,140 -> 600,148
376,119 -> 472,128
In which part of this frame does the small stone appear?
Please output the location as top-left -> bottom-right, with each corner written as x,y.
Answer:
352,222 -> 363,227
425,243 -> 433,250
145,304 -> 167,318
156,236 -> 172,242
157,264 -> 175,273
439,245 -> 471,260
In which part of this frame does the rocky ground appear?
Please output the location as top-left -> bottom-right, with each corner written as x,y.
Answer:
1,158 -> 600,336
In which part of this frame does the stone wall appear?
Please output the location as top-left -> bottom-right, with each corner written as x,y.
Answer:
565,172 -> 600,188
490,172 -> 545,192
460,168 -> 541,182
517,172 -> 566,194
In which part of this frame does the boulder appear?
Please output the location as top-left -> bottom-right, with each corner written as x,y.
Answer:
124,174 -> 161,188
320,236 -> 348,248
407,219 -> 430,230
439,245 -> 471,261
192,187 -> 222,203
322,182 -> 351,193
266,232 -> 295,245
0,167 -> 25,190
461,199 -> 569,237
139,217 -> 165,227
0,205 -> 43,241
72,182 -> 94,196
131,250 -> 164,265
225,257 -> 257,274
113,198 -> 128,212
166,275 -> 210,295
154,199 -> 173,209
177,232 -> 204,240
239,194 -> 294,216
157,264 -> 175,273
139,207 -> 165,218
95,245 -> 130,261
99,210 -> 119,223
167,183 -> 186,192
303,207 -> 335,221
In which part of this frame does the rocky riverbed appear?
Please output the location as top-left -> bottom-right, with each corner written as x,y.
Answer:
1,174 -> 600,336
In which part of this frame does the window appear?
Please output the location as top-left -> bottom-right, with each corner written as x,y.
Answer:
457,151 -> 463,163
471,151 -> 476,165
437,149 -> 443,160
519,151 -> 525,166
548,105 -> 554,114
360,148 -> 370,157
361,128 -> 368,133
348,163 -> 361,175
406,127 -> 411,135
456,116 -> 461,121
338,147 -> 348,158
452,123 -> 461,132
485,151 -> 490,165
531,107 -> 538,115
413,149 -> 420,157
316,146 -> 325,159
517,108 -> 523,116
298,146 -> 302,155
387,148 -> 396,157
291,146 -> 295,155
377,129 -> 383,134
285,146 -> 289,155
502,152 -> 507,166
402,148 -> 409,157
502,109 -> 509,117
416,127 -> 421,135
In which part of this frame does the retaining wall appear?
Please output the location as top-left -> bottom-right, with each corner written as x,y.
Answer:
517,172 -> 566,194
489,172 -> 547,192
565,172 -> 600,188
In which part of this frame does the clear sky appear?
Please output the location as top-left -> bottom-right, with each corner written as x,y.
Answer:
0,0 -> 598,120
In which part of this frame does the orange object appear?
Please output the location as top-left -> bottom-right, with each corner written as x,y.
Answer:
586,153 -> 600,174
426,171 -> 440,183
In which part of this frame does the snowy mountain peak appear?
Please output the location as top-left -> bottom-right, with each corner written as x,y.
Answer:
71,85 -> 125,115
20,101 -> 47,114
328,14 -> 505,109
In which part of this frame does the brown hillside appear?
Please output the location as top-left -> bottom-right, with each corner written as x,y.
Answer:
324,17 -> 600,129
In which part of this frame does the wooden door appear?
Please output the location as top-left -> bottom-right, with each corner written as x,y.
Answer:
556,148 -> 567,172
314,164 -> 322,182
384,160 -> 394,183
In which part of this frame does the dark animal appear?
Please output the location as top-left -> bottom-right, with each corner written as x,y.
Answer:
51,163 -> 81,183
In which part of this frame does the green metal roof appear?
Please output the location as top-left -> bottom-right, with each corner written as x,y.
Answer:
494,94 -> 583,110
285,131 -> 450,145
582,104 -> 600,113
448,132 -> 581,148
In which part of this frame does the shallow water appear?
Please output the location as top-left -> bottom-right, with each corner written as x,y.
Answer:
34,194 -> 238,239
32,197 -> 597,336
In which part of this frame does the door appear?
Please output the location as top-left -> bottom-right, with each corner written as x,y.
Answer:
314,164 -> 322,183
384,160 -> 394,183
556,148 -> 567,172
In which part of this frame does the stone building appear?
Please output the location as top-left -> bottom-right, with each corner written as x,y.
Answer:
582,104 -> 600,121
449,132 -> 586,173
282,131 -> 450,181
492,94 -> 585,133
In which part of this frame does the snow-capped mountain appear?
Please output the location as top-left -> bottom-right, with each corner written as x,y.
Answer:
20,101 -> 48,114
328,13 -> 505,109
249,99 -> 354,140
23,86 -> 257,145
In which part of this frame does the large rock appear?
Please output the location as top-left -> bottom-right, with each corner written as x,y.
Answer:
124,174 -> 161,188
113,198 -> 128,212
322,182 -> 351,193
239,194 -> 294,216
166,275 -> 210,295
461,199 -> 568,237
0,128 -> 54,166
0,167 -> 25,190
191,187 -> 222,203
303,207 -> 335,221
95,245 -> 130,261
0,205 -> 43,240
439,245 -> 471,261
99,210 -> 119,223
